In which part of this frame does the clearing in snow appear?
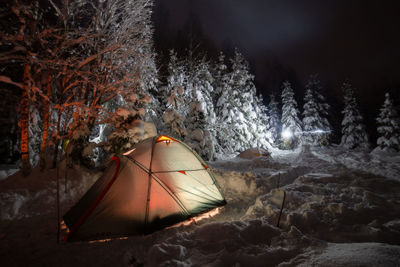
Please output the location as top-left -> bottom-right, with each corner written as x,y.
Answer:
0,145 -> 399,266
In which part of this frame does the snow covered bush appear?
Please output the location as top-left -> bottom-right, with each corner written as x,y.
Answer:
104,108 -> 157,155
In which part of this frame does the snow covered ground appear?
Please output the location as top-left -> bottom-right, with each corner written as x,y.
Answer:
1,145 -> 400,266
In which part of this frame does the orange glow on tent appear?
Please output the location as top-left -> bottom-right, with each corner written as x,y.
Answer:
123,148 -> 136,155
168,207 -> 224,228
88,237 -> 128,244
156,135 -> 177,143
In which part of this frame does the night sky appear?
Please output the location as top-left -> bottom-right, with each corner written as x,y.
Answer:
153,0 -> 400,141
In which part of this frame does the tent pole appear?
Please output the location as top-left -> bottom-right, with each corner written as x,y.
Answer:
64,155 -> 68,193
144,137 -> 156,233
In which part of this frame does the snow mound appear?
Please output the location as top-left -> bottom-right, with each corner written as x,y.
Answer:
0,163 -> 99,220
301,242 -> 400,267
245,169 -> 400,244
145,220 -> 323,267
238,148 -> 271,159
0,165 -> 19,181
1,146 -> 400,266
312,145 -> 400,181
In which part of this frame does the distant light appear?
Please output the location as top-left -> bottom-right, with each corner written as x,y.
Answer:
282,129 -> 292,139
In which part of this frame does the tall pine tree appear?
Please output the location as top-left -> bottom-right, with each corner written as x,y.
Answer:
212,52 -> 231,157
302,80 -> 325,146
161,49 -> 187,139
185,55 -> 216,160
308,75 -> 332,144
281,81 -> 302,148
340,83 -> 369,149
253,94 -> 271,148
215,50 -> 246,155
268,94 -> 281,145
376,92 -> 400,152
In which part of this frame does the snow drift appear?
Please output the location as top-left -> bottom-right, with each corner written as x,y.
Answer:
1,146 -> 400,266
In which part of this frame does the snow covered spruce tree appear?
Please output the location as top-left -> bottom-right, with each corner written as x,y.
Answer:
267,94 -> 281,146
160,49 -> 187,139
301,75 -> 331,146
215,49 -> 263,155
211,52 -> 231,157
340,82 -> 369,150
309,75 -> 331,144
253,94 -> 271,149
302,80 -> 326,146
214,49 -> 271,156
281,81 -> 302,149
376,93 -> 400,152
214,54 -> 244,156
184,55 -> 217,160
211,52 -> 229,104
230,50 -> 258,148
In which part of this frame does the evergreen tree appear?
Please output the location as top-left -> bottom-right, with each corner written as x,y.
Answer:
185,56 -> 216,160
141,51 -> 160,124
212,52 -> 229,105
307,74 -> 332,144
281,81 -> 302,148
195,57 -> 216,126
212,52 -> 231,157
268,94 -> 281,145
214,50 -> 247,155
376,93 -> 400,151
161,49 -> 187,139
253,94 -> 271,148
302,87 -> 324,145
340,83 -> 369,149
216,49 -> 266,154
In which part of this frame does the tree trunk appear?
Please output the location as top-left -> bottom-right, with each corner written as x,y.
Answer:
40,73 -> 51,171
21,64 -> 31,176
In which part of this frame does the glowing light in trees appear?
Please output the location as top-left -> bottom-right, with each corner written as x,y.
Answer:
281,129 -> 293,139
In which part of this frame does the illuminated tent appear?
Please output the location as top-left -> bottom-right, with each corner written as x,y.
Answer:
63,135 -> 226,241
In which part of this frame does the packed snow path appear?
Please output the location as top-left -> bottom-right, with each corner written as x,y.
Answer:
1,146 -> 400,266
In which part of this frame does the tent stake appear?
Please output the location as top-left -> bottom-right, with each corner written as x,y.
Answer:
64,160 -> 68,194
276,190 -> 286,228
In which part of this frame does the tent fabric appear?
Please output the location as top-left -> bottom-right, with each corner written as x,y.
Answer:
63,135 -> 226,241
